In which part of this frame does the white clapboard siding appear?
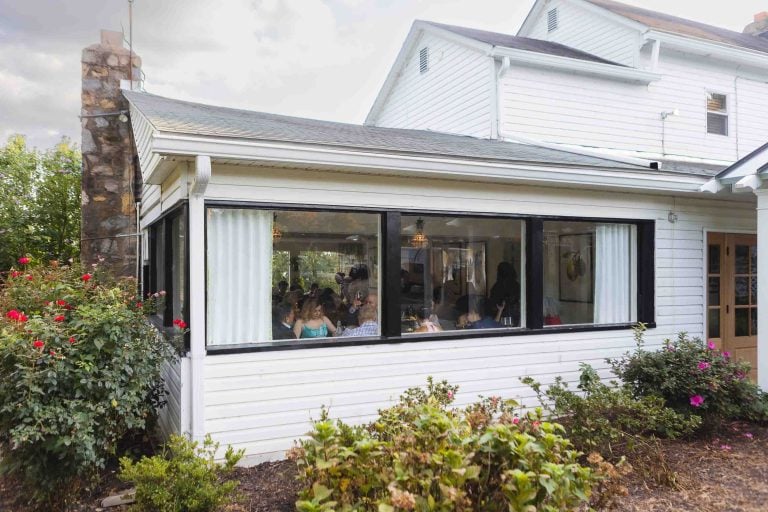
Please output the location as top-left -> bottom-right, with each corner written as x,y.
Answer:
140,164 -> 188,227
524,0 -> 640,66
197,164 -> 755,463
157,358 -> 183,439
373,31 -> 492,138
499,49 -> 768,163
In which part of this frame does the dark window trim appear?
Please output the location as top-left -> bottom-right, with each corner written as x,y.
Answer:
203,201 -> 656,354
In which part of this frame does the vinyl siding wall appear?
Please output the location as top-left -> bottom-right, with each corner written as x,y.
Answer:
157,358 -> 185,438
523,0 -> 640,66
373,31 -> 492,138
200,164 -> 756,463
499,49 -> 768,162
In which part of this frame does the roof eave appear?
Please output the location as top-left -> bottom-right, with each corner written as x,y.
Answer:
648,30 -> 768,68
139,131 -> 708,194
491,47 -> 661,83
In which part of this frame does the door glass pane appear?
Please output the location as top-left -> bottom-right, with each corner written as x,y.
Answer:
751,245 -> 758,274
708,277 -> 720,306
752,308 -> 758,336
735,277 -> 749,305
708,309 -> 720,339
708,244 -> 720,274
735,308 -> 749,337
735,245 -> 749,274
752,276 -> 758,305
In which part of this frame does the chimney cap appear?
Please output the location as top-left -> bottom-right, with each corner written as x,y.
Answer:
100,30 -> 124,49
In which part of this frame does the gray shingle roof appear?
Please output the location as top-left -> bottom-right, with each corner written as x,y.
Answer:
584,0 -> 768,55
124,90 -> 650,170
422,20 -> 623,65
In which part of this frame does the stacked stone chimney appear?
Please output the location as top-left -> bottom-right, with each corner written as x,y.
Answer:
744,12 -> 768,38
81,30 -> 141,279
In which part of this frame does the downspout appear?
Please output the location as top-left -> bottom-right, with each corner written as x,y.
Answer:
189,155 -> 211,443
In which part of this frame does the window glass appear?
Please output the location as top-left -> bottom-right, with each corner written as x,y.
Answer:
543,221 -> 636,326
206,209 -> 380,346
706,93 -> 728,135
151,221 -> 165,321
400,215 -> 524,333
170,214 -> 186,322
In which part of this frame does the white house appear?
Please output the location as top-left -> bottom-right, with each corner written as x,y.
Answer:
118,0 -> 768,464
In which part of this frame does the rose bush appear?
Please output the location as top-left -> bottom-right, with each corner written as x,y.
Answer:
0,260 -> 179,508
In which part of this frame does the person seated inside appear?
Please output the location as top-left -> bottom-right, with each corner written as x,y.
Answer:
457,295 -> 504,329
272,280 -> 288,305
272,303 -> 296,340
414,307 -> 442,333
341,304 -> 379,337
345,292 -> 378,327
294,298 -> 337,339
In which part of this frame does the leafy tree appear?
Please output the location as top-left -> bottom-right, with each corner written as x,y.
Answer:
0,135 -> 81,270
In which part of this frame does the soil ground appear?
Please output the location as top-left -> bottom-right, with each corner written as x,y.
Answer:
2,422 -> 766,511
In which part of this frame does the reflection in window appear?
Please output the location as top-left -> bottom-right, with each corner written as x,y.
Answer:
170,214 -> 186,321
543,221 -> 636,325
400,216 -> 524,333
206,209 -> 380,346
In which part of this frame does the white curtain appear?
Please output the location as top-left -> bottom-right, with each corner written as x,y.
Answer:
207,209 -> 273,345
594,224 -> 633,324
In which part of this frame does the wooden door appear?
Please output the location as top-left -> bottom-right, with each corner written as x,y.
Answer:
707,233 -> 758,379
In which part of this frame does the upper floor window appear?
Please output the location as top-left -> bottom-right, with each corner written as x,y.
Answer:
707,92 -> 728,136
419,47 -> 429,74
547,8 -> 559,32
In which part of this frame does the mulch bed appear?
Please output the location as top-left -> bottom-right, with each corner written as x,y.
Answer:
2,422 -> 767,511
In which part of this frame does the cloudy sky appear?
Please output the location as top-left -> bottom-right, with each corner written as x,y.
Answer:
1,0 -> 767,149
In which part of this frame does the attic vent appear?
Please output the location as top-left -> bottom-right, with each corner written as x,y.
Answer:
547,8 -> 559,32
419,47 -> 429,74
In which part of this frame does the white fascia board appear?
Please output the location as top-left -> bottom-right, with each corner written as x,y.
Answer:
491,47 -> 661,83
145,132 -> 709,194
649,30 -> 768,70
720,154 -> 768,183
365,21 -> 491,126
569,0 -> 648,33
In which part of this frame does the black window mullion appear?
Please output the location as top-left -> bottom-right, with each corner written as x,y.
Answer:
381,211 -> 401,338
527,218 -> 544,330
637,220 -> 655,324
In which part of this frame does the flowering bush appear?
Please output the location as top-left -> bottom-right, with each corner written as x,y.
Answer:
0,260 -> 178,507
291,379 -> 595,512
119,434 -> 243,512
609,329 -> 768,427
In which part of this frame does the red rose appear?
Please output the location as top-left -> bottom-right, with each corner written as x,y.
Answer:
49,349 -> 56,356
56,300 -> 67,307
173,319 -> 187,329
54,315 -> 65,323
33,340 -> 44,349
81,273 -> 92,282
44,301 -> 52,306
10,271 -> 20,278
68,337 -> 76,344
5,310 -> 20,320
18,257 -> 30,265
18,313 -> 28,323
136,302 -> 143,308
25,275 -> 33,281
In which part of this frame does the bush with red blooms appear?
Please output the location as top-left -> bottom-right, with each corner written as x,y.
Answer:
0,259 -> 180,508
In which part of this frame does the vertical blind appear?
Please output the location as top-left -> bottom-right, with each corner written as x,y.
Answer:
207,209 -> 272,345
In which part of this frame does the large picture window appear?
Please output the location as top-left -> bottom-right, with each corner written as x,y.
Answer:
200,204 -> 654,351
206,208 -> 380,346
542,221 -> 636,326
400,215 -> 524,333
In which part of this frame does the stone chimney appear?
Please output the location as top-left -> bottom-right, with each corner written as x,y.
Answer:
743,11 -> 768,37
81,30 -> 141,279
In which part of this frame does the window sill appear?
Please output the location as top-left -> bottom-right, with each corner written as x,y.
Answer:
205,322 -> 655,355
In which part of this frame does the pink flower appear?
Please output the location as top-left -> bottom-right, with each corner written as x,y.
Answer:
690,395 -> 705,407
698,361 -> 711,371
18,257 -> 30,265
736,370 -> 747,380
744,432 -> 754,439
512,416 -> 520,425
33,340 -> 44,349
446,391 -> 454,400
158,290 -> 167,297
720,444 -> 732,451
722,351 -> 731,359
707,340 -> 717,350
10,270 -> 20,278
81,273 -> 92,282
54,315 -> 65,323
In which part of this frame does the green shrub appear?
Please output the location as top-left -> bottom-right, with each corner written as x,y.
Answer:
609,328 -> 768,426
291,379 -> 595,512
119,434 -> 244,512
0,260 -> 178,507
523,363 -> 701,457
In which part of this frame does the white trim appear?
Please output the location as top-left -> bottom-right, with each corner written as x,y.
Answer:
735,174 -> 764,191
491,46 -> 661,83
648,30 -> 768,70
145,132 -> 712,194
569,0 -> 649,33
700,179 -> 725,194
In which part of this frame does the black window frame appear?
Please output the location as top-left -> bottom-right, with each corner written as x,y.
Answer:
203,201 -> 655,355
146,203 -> 190,351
